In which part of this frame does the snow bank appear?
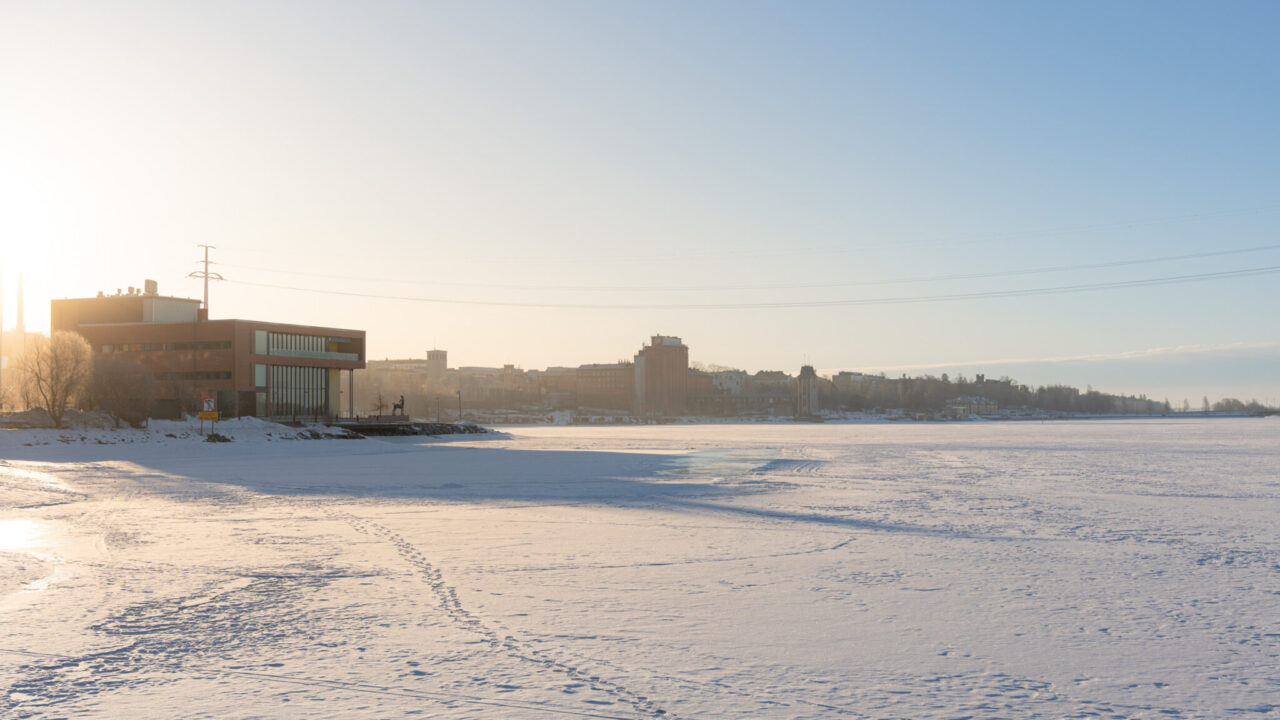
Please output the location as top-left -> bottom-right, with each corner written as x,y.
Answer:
0,408 -> 116,430
0,416 -> 361,449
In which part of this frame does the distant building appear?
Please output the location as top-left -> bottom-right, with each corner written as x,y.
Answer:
749,370 -> 792,396
689,368 -> 794,416
948,396 -> 998,417
833,371 -> 882,392
796,365 -> 820,417
687,368 -> 714,396
576,363 -> 635,411
687,368 -> 751,415
53,283 -> 365,419
426,349 -> 447,386
531,366 -> 577,409
711,370 -> 748,395
634,335 -> 688,415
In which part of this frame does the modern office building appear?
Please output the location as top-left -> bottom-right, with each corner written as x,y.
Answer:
634,335 -> 688,415
52,282 -> 365,420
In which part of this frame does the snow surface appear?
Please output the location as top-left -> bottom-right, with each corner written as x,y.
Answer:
2,418 -> 1278,718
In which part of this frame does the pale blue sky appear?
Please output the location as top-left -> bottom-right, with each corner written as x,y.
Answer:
2,1 -> 1277,402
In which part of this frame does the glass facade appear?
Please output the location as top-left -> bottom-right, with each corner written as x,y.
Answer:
268,365 -> 330,418
265,331 -> 357,360
270,332 -> 327,354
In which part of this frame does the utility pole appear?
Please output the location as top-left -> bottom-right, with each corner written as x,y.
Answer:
0,266 -> 5,410
15,272 -> 23,333
187,244 -> 224,314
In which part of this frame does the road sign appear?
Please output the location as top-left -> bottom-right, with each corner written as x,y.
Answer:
198,411 -> 220,421
202,397 -> 216,413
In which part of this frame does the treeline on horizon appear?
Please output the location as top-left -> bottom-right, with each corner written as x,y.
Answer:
357,363 -> 1274,417
831,373 -> 1270,415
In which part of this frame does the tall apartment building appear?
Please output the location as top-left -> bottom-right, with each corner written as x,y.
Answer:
633,335 -> 688,415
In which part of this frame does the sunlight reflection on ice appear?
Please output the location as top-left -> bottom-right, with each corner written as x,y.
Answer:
0,519 -> 44,552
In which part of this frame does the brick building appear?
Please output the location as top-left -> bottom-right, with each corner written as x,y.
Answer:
576,363 -> 635,411
53,283 -> 365,420
634,335 -> 688,415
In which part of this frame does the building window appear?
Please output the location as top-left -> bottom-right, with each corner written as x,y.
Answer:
266,331 -> 339,358
153,371 -> 233,381
254,364 -> 267,388
267,365 -> 329,418
255,330 -> 268,355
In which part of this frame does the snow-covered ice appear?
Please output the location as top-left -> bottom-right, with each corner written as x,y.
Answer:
2,417 -> 1278,718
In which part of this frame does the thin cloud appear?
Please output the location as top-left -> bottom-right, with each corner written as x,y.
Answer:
831,341 -> 1280,375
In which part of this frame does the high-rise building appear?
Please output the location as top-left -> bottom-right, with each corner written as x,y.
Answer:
796,365 -> 820,417
634,335 -> 688,415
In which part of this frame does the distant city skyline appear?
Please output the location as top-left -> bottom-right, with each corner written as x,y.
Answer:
3,1 -> 1278,404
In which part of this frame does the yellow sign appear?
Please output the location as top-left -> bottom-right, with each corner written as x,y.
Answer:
198,411 -> 220,422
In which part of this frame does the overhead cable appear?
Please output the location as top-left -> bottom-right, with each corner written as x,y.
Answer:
214,202 -> 1280,265
219,242 -> 1280,293
226,264 -> 1280,310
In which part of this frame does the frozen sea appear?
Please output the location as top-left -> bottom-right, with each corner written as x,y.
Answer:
2,418 -> 1278,718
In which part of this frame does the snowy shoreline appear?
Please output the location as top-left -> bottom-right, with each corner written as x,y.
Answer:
1,411 -> 1270,451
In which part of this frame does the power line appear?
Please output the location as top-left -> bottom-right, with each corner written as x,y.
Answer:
219,242 -> 1280,293
226,264 -> 1280,310
214,201 -> 1280,265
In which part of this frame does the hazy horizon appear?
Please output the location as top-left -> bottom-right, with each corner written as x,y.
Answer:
3,1 -> 1278,404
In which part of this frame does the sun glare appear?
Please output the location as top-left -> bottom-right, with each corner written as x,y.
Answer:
0,518 -> 45,552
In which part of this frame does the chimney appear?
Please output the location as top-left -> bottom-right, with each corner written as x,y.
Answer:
16,273 -> 23,333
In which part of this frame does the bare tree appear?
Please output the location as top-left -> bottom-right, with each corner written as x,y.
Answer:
19,332 -> 94,429
0,377 -> 13,412
172,380 -> 199,419
371,391 -> 387,418
85,354 -> 155,428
